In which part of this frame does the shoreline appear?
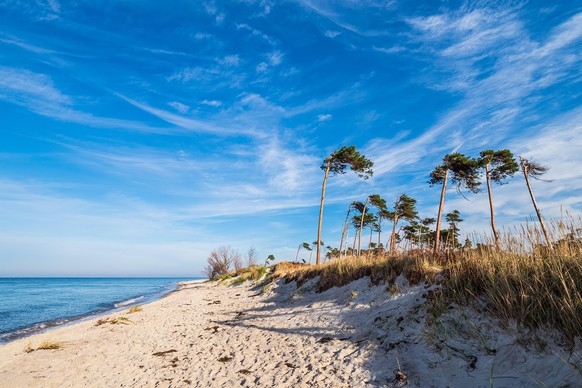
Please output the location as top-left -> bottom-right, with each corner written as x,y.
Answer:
1,277 -> 580,387
0,279 -> 205,345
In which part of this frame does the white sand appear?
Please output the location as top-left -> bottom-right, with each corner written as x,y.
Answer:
0,276 -> 581,387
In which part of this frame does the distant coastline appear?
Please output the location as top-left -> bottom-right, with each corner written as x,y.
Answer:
0,277 -> 203,344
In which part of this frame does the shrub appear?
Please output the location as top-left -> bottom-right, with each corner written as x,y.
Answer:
203,246 -> 241,279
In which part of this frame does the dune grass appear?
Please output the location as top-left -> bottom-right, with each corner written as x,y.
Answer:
26,340 -> 63,351
266,218 -> 582,343
211,265 -> 269,285
127,306 -> 143,314
95,316 -> 132,326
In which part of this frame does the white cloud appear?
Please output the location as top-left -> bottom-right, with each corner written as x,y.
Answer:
325,30 -> 341,38
317,113 -> 332,122
268,51 -> 283,66
168,66 -> 221,82
201,99 -> 222,107
373,45 -> 405,54
0,67 -> 164,132
117,94 -> 258,136
215,13 -> 225,24
258,136 -> 320,194
235,23 -> 277,45
367,8 -> 582,176
168,101 -> 190,114
0,66 -> 72,105
218,54 -> 240,67
0,36 -> 56,55
256,62 -> 268,72
194,32 -> 212,40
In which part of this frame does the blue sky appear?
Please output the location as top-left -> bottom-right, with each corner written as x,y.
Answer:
0,0 -> 580,277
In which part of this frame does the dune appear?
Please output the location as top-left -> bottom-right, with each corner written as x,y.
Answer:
0,277 -> 580,387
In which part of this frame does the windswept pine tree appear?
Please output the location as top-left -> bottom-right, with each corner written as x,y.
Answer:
351,213 -> 375,253
317,146 -> 373,265
429,153 -> 481,254
357,195 -> 372,256
421,218 -> 436,248
519,156 -> 553,249
339,202 -> 359,258
478,149 -> 519,248
369,194 -> 388,251
357,194 -> 385,256
445,210 -> 463,249
386,194 -> 418,254
295,242 -> 311,262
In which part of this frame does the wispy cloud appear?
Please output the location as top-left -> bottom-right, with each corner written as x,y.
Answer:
370,8 -> 582,177
116,94 -> 260,137
268,51 -> 283,66
168,101 -> 190,113
0,35 -> 56,55
0,67 -> 165,132
218,54 -> 240,67
201,99 -> 222,107
317,113 -> 332,122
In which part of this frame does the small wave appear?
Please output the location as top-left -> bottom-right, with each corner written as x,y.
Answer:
114,296 -> 145,308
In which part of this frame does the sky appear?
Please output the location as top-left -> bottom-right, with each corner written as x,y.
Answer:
0,0 -> 580,277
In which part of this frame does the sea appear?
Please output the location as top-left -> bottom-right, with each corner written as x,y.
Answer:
0,277 -> 201,344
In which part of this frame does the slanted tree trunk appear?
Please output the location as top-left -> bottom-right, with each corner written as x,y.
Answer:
316,163 -> 331,265
295,245 -> 301,262
339,207 -> 352,259
434,169 -> 449,254
352,228 -> 359,252
485,164 -> 500,249
344,229 -> 349,256
522,163 -> 553,250
357,198 -> 370,256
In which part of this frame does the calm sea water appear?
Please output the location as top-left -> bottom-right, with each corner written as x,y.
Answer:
0,278 -> 201,344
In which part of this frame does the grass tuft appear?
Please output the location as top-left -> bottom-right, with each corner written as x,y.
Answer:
128,306 -> 143,314
96,316 -> 132,326
36,341 -> 62,350
229,265 -> 269,285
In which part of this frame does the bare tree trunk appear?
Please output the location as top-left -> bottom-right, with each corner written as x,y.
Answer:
309,247 -> 313,263
357,197 -> 370,256
352,228 -> 360,254
339,207 -> 351,259
486,164 -> 500,249
368,227 -> 373,256
316,164 -> 331,265
521,160 -> 553,250
377,218 -> 382,250
344,229 -> 349,256
390,215 -> 399,254
434,169 -> 449,254
295,245 -> 301,262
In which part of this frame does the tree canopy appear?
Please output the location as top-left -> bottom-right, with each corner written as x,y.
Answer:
479,149 -> 519,183
321,145 -> 374,179
429,152 -> 481,193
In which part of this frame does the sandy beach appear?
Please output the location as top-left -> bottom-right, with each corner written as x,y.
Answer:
1,277 -> 581,387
